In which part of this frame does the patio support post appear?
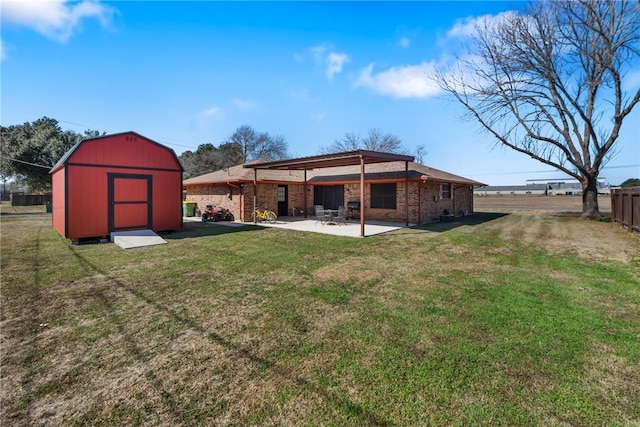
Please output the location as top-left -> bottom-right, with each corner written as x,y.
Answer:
303,169 -> 308,218
360,156 -> 365,237
253,168 -> 257,223
452,184 -> 456,216
405,160 -> 409,226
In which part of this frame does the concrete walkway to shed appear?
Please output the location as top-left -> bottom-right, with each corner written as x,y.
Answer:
111,229 -> 168,249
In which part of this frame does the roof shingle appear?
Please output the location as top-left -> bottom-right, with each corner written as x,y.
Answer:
183,160 -> 484,187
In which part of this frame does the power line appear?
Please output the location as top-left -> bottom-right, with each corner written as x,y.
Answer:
469,164 -> 639,177
57,119 -> 93,128
603,164 -> 640,169
0,155 -> 52,169
57,119 -> 198,151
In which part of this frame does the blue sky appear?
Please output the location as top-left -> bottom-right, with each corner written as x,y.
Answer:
1,0 -> 638,186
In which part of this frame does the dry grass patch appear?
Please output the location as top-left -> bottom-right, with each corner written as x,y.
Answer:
587,343 -> 640,414
459,212 -> 639,262
313,258 -> 383,283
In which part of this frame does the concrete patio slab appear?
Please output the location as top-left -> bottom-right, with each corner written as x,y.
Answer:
184,216 -> 410,237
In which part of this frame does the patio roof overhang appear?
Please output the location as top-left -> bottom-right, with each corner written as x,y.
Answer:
245,150 -> 415,237
245,150 -> 414,170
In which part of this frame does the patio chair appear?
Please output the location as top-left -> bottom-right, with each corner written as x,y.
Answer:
335,206 -> 346,224
314,205 -> 326,223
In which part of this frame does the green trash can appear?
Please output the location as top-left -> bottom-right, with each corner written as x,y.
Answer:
45,202 -> 52,213
182,202 -> 196,217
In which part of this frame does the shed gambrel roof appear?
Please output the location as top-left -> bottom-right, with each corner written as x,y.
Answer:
50,131 -> 183,174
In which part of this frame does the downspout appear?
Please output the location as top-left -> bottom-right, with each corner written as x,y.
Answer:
227,181 -> 242,221
405,161 -> 409,226
418,181 -> 422,224
452,184 -> 455,216
420,175 -> 430,224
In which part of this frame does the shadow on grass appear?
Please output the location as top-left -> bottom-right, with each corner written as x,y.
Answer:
410,212 -> 509,233
64,242 -> 391,426
161,221 -> 264,240
16,221 -> 46,425
0,211 -> 50,216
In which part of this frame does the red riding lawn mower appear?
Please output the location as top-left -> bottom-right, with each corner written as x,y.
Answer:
201,205 -> 233,222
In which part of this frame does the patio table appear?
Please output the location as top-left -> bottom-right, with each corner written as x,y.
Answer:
323,209 -> 339,225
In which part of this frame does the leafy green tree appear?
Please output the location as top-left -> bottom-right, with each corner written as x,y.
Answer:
434,0 -> 640,218
620,178 -> 640,188
0,117 -> 103,192
180,142 -> 244,179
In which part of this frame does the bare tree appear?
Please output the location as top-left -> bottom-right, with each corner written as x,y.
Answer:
434,0 -> 640,218
227,124 -> 288,162
414,145 -> 427,164
320,128 -> 406,154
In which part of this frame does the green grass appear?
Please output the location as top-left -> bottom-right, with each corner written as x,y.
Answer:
1,211 -> 639,426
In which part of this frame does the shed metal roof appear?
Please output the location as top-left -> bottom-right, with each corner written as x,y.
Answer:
246,150 -> 414,170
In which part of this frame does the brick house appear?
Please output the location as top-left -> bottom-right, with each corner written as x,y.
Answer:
183,151 -> 484,225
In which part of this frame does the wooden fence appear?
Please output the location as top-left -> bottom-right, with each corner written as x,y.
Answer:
611,187 -> 640,235
10,193 -> 52,206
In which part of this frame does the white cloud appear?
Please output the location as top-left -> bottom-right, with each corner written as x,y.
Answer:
311,43 -> 328,64
233,98 -> 257,112
0,38 -> 6,61
326,52 -> 349,81
309,43 -> 349,81
354,62 -> 442,99
354,11 -> 519,99
1,0 -> 115,43
198,106 -> 223,122
446,11 -> 517,39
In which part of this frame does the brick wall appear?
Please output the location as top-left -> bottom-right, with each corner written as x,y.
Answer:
454,185 -> 474,216
185,183 -> 241,220
419,183 -> 474,222
186,181 -> 475,224
288,184 -> 307,216
342,182 -> 474,224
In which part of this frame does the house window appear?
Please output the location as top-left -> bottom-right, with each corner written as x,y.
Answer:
371,183 -> 396,209
277,186 -> 286,202
313,185 -> 344,209
441,184 -> 451,199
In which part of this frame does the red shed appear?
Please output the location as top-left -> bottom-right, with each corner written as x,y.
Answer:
50,131 -> 183,242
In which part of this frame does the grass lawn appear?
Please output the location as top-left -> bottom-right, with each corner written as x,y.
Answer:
1,207 -> 639,426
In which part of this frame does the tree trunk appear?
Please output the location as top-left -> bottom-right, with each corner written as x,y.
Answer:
581,176 -> 601,219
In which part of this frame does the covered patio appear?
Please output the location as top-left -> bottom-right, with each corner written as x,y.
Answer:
245,150 -> 414,237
